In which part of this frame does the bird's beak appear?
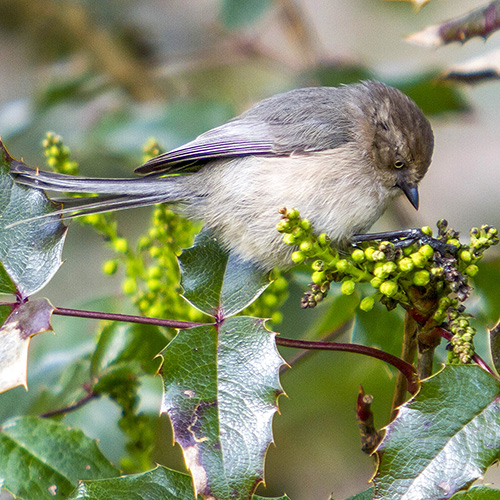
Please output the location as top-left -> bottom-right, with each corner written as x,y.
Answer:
397,180 -> 419,210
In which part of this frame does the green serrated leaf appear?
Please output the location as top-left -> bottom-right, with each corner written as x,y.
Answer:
0,262 -> 15,295
160,317 -> 284,500
341,487 -> 374,500
0,298 -> 55,394
70,465 -> 197,500
91,322 -> 166,378
0,416 -> 119,500
220,0 -> 272,29
179,228 -> 270,318
451,485 -> 500,498
375,365 -> 500,500
0,143 -> 68,297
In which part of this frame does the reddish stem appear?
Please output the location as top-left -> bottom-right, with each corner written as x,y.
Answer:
53,306 -> 208,329
276,336 -> 419,394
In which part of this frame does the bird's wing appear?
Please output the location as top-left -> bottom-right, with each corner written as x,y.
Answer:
136,87 -> 354,176
135,120 -> 275,175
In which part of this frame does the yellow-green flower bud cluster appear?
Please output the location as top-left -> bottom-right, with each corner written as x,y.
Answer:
43,132 -> 79,175
242,270 -> 289,325
278,209 -> 498,363
447,312 -> 475,364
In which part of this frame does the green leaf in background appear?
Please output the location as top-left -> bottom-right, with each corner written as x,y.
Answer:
0,416 -> 119,500
393,73 -> 470,116
301,63 -> 374,88
220,0 -> 273,29
160,317 -> 284,500
0,142 -> 68,297
489,318 -> 500,377
91,322 -> 166,378
179,229 -> 270,318
374,365 -> 500,500
0,298 -> 55,394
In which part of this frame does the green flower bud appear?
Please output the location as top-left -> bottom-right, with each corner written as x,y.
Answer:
380,281 -> 398,297
312,260 -> 324,271
372,250 -> 386,262
413,270 -> 430,286
149,246 -> 161,258
433,310 -> 446,323
364,247 -> 377,261
276,220 -> 289,232
112,238 -> 128,253
300,219 -> 312,230
147,279 -> 162,292
383,261 -> 397,274
123,278 -> 137,295
317,233 -> 330,247
273,277 -> 288,291
283,234 -> 296,246
421,226 -> 433,236
102,260 -> 118,275
299,240 -> 313,253
312,271 -> 325,284
373,263 -> 389,279
360,296 -> 375,312
419,244 -> 434,258
410,252 -> 426,268
271,311 -> 283,324
351,249 -> 365,263
341,280 -> 356,295
336,259 -> 350,273
137,236 -> 151,250
287,208 -> 300,219
459,250 -> 472,263
446,238 -> 460,248
398,257 -> 414,272
263,293 -> 279,307
292,227 -> 304,239
465,264 -> 479,277
291,251 -> 306,264
147,266 -> 162,279
370,277 -> 382,289
148,304 -> 163,317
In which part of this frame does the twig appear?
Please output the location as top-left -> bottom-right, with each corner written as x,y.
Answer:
40,388 -> 98,418
276,336 -> 418,394
279,319 -> 353,373
390,311 -> 418,420
53,306 -> 208,329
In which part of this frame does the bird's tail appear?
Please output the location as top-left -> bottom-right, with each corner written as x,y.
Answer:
9,161 -> 187,223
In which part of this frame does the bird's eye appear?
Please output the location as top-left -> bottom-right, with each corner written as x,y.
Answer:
394,160 -> 405,169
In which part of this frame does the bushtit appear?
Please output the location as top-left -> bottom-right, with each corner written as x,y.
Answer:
11,81 -> 433,270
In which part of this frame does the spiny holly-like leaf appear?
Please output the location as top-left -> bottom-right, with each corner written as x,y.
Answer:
374,365 -> 500,500
0,298 -> 54,394
70,464 -> 291,500
160,317 -> 284,500
489,316 -> 500,376
0,142 -> 67,298
179,228 -> 270,318
442,46 -> 500,84
450,485 -> 500,498
69,465 -> 198,500
407,1 -> 500,48
0,416 -> 119,500
341,488 -> 374,500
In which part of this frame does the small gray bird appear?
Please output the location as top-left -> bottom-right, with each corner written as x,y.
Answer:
11,81 -> 434,270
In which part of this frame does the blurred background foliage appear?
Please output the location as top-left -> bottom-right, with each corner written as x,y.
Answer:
1,0 -> 500,499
